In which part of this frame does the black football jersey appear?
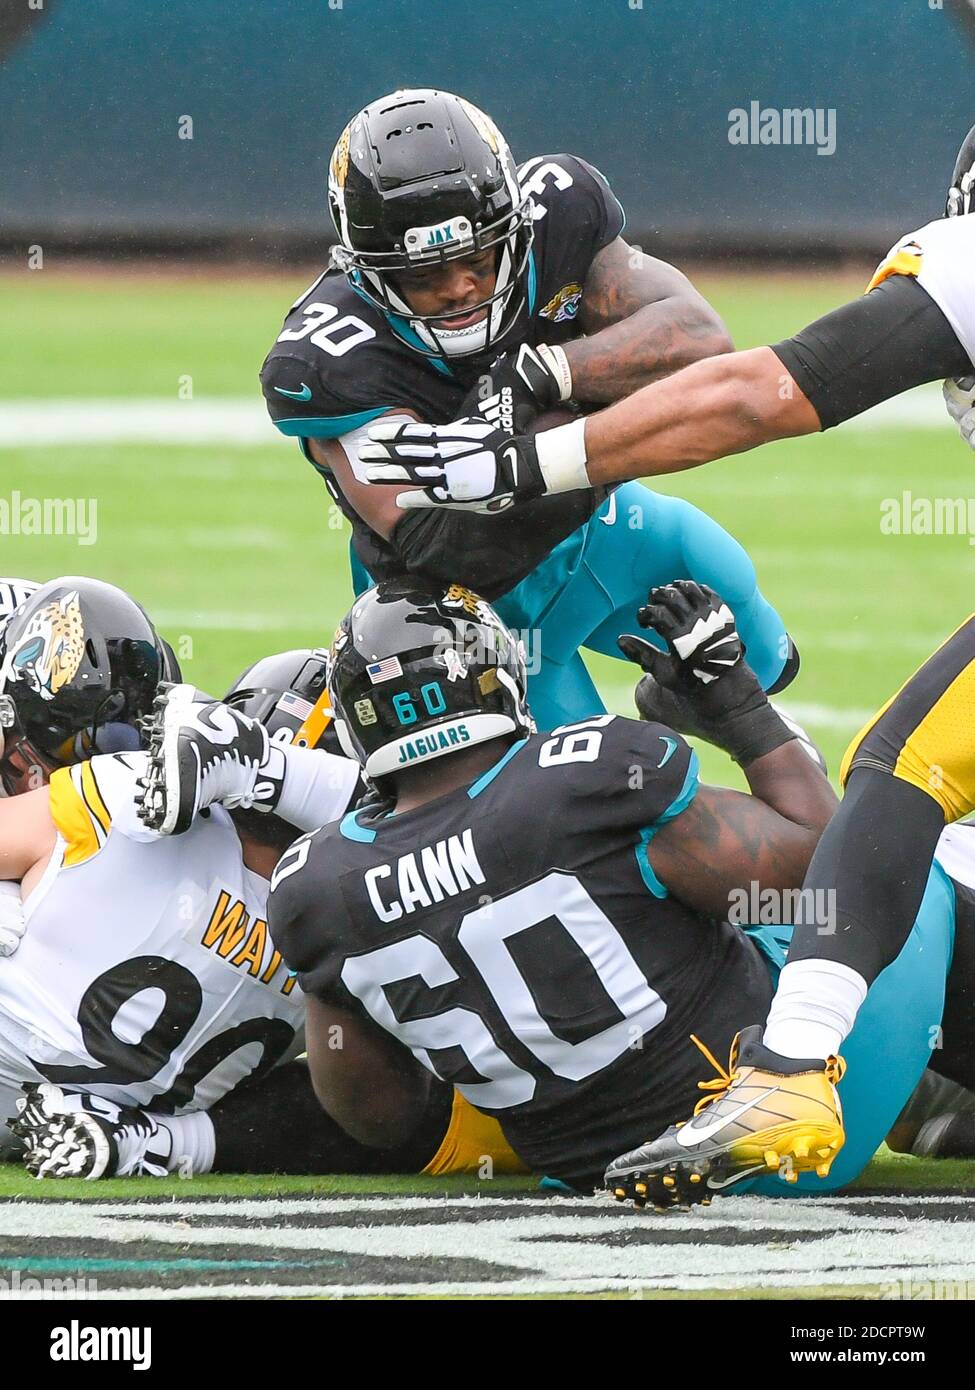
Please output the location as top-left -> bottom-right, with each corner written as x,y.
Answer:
260,155 -> 626,596
268,716 -> 775,1188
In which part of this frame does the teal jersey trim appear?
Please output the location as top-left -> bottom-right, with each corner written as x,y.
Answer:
527,248 -> 537,315
466,738 -> 528,799
633,749 -> 701,899
339,809 -> 378,843
274,408 -> 394,439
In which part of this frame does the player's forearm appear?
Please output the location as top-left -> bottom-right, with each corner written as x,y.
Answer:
563,298 -> 733,403
578,347 -> 821,483
741,741 -> 838,838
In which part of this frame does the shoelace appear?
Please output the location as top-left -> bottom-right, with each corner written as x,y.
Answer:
688,1032 -> 739,1118
686,1032 -> 847,1121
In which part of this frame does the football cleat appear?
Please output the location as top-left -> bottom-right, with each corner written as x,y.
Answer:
604,1026 -> 846,1209
136,682 -> 277,835
10,1084 -> 172,1180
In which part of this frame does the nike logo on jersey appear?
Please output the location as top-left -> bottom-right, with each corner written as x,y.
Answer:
657,736 -> 678,768
673,1087 -> 779,1147
275,383 -> 313,401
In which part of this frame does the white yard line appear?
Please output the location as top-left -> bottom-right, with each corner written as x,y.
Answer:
0,384 -> 954,447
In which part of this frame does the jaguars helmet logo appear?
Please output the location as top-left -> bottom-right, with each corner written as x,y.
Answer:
443,584 -> 484,617
4,590 -> 85,701
330,124 -> 352,190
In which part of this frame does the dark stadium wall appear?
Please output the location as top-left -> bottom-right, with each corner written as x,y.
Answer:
0,0 -> 971,255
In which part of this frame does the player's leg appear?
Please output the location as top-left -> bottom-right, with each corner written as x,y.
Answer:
521,649 -> 606,731
764,615 -> 975,1063
576,485 -> 792,692
608,620 -> 975,1204
742,860 -> 957,1195
606,859 -> 957,1203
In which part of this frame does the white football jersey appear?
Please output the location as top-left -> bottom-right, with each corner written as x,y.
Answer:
869,215 -> 975,368
0,752 -> 305,1113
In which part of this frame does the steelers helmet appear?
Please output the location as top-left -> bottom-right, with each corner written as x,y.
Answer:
223,648 -> 342,755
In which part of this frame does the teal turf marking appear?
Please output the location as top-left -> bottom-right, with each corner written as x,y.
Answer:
0,1256 -> 347,1274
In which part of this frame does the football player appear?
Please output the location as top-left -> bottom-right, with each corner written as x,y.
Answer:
142,579 -> 833,1188
13,649 -> 524,1182
361,123 -> 975,508
261,88 -> 798,731
1,649 -> 360,1177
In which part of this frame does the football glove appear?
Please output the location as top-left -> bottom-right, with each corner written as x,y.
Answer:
360,411 -> 591,511
360,417 -> 547,512
618,581 -> 798,766
943,376 -> 975,450
455,343 -> 572,434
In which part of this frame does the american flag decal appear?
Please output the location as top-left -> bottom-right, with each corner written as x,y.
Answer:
367,656 -> 403,684
275,691 -> 314,720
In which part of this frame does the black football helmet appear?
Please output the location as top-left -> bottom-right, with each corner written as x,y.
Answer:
329,578 -> 533,782
0,577 -> 181,795
223,648 -> 343,754
947,123 -> 975,216
328,88 -> 534,360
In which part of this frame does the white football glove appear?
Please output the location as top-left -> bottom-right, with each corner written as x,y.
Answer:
0,881 -> 26,957
943,376 -> 975,450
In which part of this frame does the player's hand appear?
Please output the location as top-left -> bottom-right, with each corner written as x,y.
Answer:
617,581 -> 743,690
0,882 -> 26,957
359,418 -> 546,512
943,376 -> 975,449
455,343 -> 572,434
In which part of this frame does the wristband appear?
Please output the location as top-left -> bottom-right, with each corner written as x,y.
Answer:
534,417 -> 591,494
536,343 -> 573,401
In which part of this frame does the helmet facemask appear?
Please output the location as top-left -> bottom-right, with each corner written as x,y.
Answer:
332,201 -> 535,360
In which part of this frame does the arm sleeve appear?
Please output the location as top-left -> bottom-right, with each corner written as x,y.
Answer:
770,274 -> 971,430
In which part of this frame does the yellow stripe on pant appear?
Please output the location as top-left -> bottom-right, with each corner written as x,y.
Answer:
841,613 -> 975,821
421,1092 -> 529,1176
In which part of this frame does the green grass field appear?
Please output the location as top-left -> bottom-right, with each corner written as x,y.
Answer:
1,267 -> 973,1297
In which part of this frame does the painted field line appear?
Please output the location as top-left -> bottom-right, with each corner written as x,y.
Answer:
0,384 -> 955,447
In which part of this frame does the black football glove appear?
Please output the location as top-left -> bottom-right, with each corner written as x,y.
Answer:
618,581 -> 796,766
456,343 -> 572,434
359,417 -> 547,513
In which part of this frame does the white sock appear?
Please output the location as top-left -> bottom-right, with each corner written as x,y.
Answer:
269,745 -> 360,830
154,1111 -> 217,1176
762,959 -> 868,1061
